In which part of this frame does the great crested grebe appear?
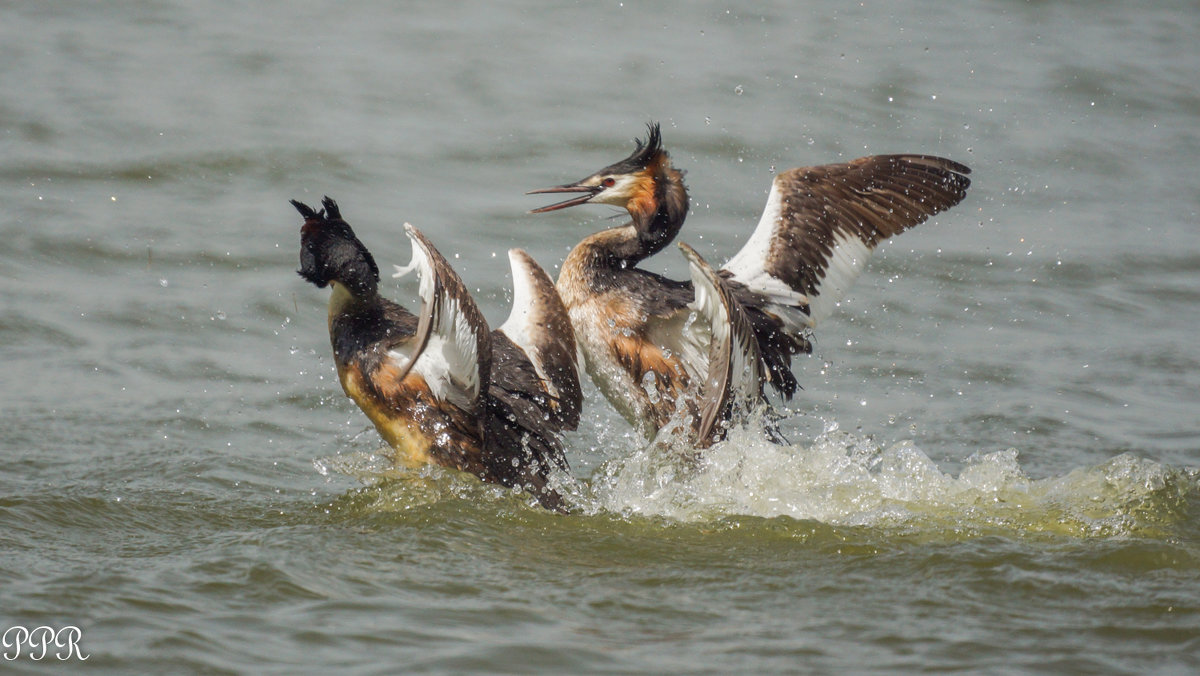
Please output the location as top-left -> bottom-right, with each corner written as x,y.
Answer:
529,123 -> 971,447
293,197 -> 580,511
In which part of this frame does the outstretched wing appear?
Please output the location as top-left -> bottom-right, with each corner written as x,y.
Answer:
390,223 -> 491,414
481,250 -> 583,511
497,248 -> 582,430
679,242 -> 764,448
723,154 -> 971,331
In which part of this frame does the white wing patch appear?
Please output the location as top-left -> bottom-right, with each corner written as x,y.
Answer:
722,175 -> 879,330
803,231 -> 873,326
723,178 -> 784,281
686,247 -> 760,405
684,262 -> 721,372
391,223 -> 483,409
722,179 -> 811,331
498,249 -> 551,393
681,242 -> 764,445
637,305 -> 708,388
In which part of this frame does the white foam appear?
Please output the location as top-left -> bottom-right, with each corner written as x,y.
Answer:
313,414 -> 1194,537
584,412 -> 1193,536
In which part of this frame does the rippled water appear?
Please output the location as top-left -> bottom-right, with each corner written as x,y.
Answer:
3,1 -> 1200,673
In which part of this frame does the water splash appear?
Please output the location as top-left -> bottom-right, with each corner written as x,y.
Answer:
314,416 -> 1196,538
584,413 -> 1195,537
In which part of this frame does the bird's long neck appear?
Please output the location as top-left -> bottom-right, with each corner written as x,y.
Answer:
327,280 -> 385,364
626,163 -> 688,264
580,162 -> 688,269
558,164 -> 689,306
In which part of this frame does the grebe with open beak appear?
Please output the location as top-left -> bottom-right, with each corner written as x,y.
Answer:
529,124 -> 970,447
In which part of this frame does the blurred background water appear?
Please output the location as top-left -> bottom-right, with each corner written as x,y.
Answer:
2,1 -> 1199,673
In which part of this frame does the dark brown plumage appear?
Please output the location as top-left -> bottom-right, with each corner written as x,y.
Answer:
293,198 -> 580,511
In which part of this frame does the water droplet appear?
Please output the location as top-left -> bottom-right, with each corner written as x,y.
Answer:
641,371 -> 660,403
159,278 -> 169,287
734,84 -> 744,96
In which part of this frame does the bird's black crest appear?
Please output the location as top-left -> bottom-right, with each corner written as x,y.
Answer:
606,122 -> 665,174
634,122 -> 663,158
290,196 -> 342,221
321,196 -> 341,220
290,199 -> 320,220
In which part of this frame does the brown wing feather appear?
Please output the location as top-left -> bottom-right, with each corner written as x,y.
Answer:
497,249 -> 582,430
719,154 -> 970,399
764,154 -> 971,298
679,243 -> 764,448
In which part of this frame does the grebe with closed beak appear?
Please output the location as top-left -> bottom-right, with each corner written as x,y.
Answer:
294,197 -> 580,510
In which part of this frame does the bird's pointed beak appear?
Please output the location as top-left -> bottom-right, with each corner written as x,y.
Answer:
526,183 -> 601,213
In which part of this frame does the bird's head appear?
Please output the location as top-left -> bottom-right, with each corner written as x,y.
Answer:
528,122 -> 670,218
293,196 -> 379,297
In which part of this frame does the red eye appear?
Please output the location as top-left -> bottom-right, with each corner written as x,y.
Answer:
601,177 -> 616,188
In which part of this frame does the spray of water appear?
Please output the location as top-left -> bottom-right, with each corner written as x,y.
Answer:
584,412 -> 1195,537
315,412 -> 1196,537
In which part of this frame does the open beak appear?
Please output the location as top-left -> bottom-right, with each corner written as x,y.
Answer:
526,183 -> 601,213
